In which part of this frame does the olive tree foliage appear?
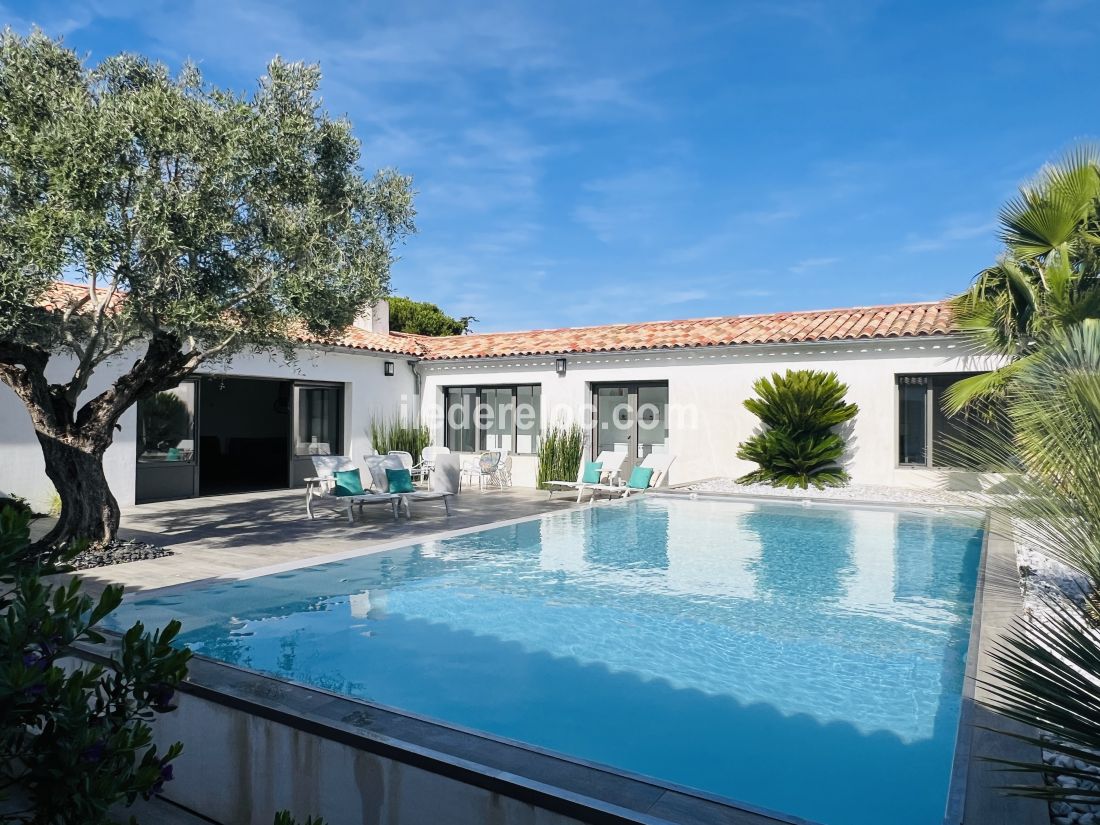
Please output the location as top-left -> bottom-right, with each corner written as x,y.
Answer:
0,31 -> 414,548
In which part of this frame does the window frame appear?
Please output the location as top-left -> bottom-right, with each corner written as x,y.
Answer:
442,384 -> 542,455
293,381 -> 345,459
136,379 -> 199,466
895,372 -> 986,469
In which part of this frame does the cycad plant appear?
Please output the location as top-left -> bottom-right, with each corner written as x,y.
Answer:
736,370 -> 858,489
367,412 -> 431,464
535,422 -> 584,490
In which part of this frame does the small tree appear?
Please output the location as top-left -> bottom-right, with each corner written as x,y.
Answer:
736,369 -> 858,489
0,32 -> 414,548
0,507 -> 191,823
388,296 -> 475,336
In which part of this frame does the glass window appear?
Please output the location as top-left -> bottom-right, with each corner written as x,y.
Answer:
898,377 -> 928,465
898,373 -> 992,468
515,385 -> 541,454
296,385 -> 341,456
637,385 -> 669,459
445,387 -> 478,452
443,385 -> 541,454
481,387 -> 514,451
138,382 -> 196,463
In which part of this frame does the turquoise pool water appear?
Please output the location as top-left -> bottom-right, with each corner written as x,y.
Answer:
111,498 -> 983,825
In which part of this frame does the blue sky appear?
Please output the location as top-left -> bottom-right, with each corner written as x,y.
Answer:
6,1 -> 1100,332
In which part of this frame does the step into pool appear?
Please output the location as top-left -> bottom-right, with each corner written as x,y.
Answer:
112,497 -> 984,825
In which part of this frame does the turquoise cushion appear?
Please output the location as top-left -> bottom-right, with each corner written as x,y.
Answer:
333,469 -> 364,497
627,466 -> 654,489
581,461 -> 603,484
386,467 -> 416,494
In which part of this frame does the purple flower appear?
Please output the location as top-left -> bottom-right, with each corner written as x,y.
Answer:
22,651 -> 48,672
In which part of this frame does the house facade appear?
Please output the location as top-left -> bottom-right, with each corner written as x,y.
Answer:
0,299 -> 1000,511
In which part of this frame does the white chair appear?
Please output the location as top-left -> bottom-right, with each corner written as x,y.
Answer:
460,451 -> 505,491
489,448 -> 512,487
368,454 -> 456,516
420,445 -> 450,482
545,451 -> 627,501
305,456 -> 402,524
589,453 -> 677,500
386,450 -> 424,485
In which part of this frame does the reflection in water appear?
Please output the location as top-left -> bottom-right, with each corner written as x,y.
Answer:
743,506 -> 855,602
109,498 -> 983,825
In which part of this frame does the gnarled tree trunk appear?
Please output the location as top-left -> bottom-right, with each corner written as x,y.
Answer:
36,432 -> 118,548
1,333 -> 192,554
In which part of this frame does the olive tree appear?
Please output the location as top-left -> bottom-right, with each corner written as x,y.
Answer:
0,31 -> 414,549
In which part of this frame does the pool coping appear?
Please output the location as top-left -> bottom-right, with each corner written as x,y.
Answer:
950,511 -> 1049,825
81,639 -> 810,825
89,494 -> 1040,825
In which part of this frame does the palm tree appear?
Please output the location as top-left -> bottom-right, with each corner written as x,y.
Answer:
967,321 -> 1100,800
946,145 -> 1100,412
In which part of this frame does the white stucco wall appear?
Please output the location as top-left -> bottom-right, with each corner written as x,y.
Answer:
0,346 -> 416,511
0,333 -> 1004,510
0,354 -> 139,512
417,335 -> 1003,489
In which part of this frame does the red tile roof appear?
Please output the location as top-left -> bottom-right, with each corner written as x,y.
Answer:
411,301 -> 956,361
40,281 -> 126,313
39,282 -> 422,356
37,283 -> 956,361
297,324 -> 423,356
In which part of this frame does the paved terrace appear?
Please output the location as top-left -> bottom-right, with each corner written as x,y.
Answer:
74,486 -> 583,594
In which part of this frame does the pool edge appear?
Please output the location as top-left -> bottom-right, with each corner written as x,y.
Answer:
946,510 -> 1048,825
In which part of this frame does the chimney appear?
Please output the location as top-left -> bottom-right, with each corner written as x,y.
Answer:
353,299 -> 389,335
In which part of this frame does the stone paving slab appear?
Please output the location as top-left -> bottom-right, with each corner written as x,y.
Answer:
76,486 -> 581,594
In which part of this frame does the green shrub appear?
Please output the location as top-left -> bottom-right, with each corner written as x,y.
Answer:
0,506 -> 191,824
368,412 -> 431,464
536,423 -> 584,489
0,494 -> 34,519
736,370 -> 858,489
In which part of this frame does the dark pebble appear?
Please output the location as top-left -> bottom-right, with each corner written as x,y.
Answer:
70,539 -> 173,570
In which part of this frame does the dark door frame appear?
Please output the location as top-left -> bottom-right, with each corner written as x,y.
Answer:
589,381 -> 669,475
135,374 -> 346,503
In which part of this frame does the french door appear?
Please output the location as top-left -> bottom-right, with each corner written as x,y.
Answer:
591,382 -> 669,476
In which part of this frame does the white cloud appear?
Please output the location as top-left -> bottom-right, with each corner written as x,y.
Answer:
789,256 -> 840,274
903,217 -> 996,253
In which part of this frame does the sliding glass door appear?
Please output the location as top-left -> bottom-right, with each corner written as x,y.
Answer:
592,382 -> 669,476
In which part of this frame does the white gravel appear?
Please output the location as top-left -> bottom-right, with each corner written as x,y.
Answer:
683,478 -> 980,506
1015,528 -> 1097,825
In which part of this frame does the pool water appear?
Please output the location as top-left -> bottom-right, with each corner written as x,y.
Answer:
112,498 -> 983,825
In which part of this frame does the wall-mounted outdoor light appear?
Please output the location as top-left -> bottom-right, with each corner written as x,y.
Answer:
383,361 -> 395,377
555,357 -> 567,376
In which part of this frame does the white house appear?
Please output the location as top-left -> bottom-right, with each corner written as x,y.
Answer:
0,298 -> 1000,511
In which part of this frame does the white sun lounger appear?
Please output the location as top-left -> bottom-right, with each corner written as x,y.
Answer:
588,453 -> 676,500
305,455 -> 403,524
366,454 -> 456,516
545,451 -> 628,502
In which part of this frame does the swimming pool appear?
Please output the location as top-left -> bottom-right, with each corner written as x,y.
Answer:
112,497 -> 983,825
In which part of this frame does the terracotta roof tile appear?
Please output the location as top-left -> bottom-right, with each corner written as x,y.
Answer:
414,301 -> 956,361
297,325 -> 424,356
36,283 -> 956,361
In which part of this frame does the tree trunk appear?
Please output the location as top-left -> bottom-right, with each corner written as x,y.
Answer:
35,433 -> 118,550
